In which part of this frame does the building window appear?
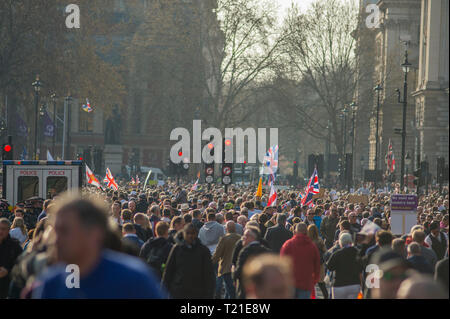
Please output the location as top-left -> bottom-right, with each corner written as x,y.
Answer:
79,109 -> 93,132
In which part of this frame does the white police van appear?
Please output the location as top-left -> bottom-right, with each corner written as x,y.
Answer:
1,160 -> 83,205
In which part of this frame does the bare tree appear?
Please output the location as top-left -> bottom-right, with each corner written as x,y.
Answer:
279,0 -> 359,158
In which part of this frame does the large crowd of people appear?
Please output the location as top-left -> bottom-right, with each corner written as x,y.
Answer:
0,180 -> 448,299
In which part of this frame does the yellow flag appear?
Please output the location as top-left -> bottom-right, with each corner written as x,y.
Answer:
256,177 -> 263,197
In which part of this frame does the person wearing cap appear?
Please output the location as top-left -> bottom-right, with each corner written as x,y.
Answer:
179,203 -> 190,215
425,221 -> 448,261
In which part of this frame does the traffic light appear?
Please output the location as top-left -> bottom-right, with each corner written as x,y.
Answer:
437,157 -> 446,183
2,142 -> 13,160
413,168 -> 421,186
222,138 -> 232,186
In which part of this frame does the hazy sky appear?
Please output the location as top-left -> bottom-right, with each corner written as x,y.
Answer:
275,0 -> 316,17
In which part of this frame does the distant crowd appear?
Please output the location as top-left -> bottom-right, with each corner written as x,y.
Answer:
0,181 -> 448,299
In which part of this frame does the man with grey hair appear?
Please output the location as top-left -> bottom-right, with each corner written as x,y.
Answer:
212,221 -> 241,299
0,218 -> 23,298
326,232 -> 363,299
264,214 -> 292,253
233,227 -> 269,299
280,223 -> 320,299
237,215 -> 248,229
407,242 -> 433,275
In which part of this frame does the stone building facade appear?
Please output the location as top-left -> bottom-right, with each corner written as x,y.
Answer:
412,0 -> 449,179
367,0 -> 421,181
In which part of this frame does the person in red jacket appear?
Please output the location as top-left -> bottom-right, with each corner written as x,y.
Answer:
280,222 -> 320,299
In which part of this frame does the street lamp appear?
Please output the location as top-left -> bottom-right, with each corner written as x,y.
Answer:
51,93 -> 57,155
325,120 -> 331,179
349,102 -> 358,191
342,105 -> 350,189
373,84 -> 383,173
32,75 -> 42,160
396,48 -> 411,190
405,152 -> 412,193
360,155 -> 365,185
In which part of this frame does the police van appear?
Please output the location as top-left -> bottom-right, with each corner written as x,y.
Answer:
1,160 -> 83,205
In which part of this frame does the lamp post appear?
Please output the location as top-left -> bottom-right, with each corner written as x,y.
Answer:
51,93 -> 57,155
62,94 -> 73,159
373,84 -> 383,189
342,105 -> 349,189
350,102 -> 358,190
405,152 -> 411,193
396,49 -> 411,191
325,120 -> 331,179
360,155 -> 365,186
39,103 -> 46,158
32,75 -> 42,160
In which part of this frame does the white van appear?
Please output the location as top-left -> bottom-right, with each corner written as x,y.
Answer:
2,160 -> 83,205
126,166 -> 167,186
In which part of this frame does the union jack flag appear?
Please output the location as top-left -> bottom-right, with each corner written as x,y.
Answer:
263,145 -> 278,181
82,98 -> 93,113
386,139 -> 395,175
104,168 -> 118,191
301,168 -> 320,207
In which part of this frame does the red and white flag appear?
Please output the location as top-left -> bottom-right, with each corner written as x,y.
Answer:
131,177 -> 136,185
104,168 -> 118,191
386,139 -> 396,174
86,165 -> 102,189
267,183 -> 277,207
191,172 -> 201,191
135,175 -> 140,184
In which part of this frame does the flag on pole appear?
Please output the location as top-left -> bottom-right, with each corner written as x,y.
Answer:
191,172 -> 201,191
104,168 -> 118,191
86,165 -> 102,189
16,113 -> 28,137
267,183 -> 277,207
301,168 -> 320,207
47,150 -> 54,161
131,177 -> 136,185
263,145 -> 279,181
386,139 -> 395,175
135,175 -> 140,185
20,147 -> 28,160
82,98 -> 93,113
143,170 -> 152,191
43,111 -> 55,137
255,177 -> 263,197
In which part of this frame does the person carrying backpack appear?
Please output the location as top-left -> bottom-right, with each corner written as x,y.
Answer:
140,222 -> 172,279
